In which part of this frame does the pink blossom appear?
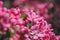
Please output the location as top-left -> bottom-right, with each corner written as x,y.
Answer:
0,1 -> 58,40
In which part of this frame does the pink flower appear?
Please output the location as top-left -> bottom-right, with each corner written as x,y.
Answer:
0,1 -> 58,40
0,1 -> 3,7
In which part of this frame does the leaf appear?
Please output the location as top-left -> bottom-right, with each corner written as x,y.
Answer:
5,29 -> 15,38
5,29 -> 11,38
28,22 -> 33,29
21,13 -> 27,20
10,32 -> 15,38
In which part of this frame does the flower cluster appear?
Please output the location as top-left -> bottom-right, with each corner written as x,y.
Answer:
0,1 -> 58,40
13,0 -> 53,21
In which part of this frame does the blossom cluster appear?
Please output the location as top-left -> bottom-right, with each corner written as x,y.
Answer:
0,1 -> 58,40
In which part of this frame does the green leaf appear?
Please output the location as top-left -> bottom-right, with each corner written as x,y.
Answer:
21,13 -> 27,20
5,29 -> 11,38
10,32 -> 15,38
28,22 -> 33,29
5,29 -> 15,38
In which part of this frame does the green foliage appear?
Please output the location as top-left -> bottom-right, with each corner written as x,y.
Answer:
21,13 -> 27,20
5,29 -> 11,38
5,29 -> 15,38
28,22 -> 33,29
